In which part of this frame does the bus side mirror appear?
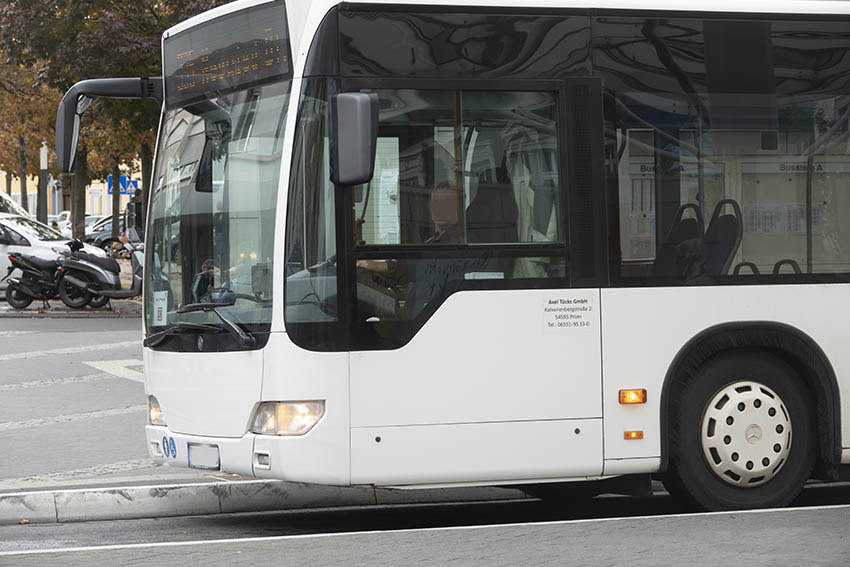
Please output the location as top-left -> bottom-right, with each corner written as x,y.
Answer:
56,77 -> 163,174
56,91 -> 94,174
329,92 -> 379,186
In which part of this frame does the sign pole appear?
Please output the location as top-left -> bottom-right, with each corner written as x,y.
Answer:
38,141 -> 48,223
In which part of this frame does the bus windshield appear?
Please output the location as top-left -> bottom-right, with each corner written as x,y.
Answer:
144,0 -> 291,344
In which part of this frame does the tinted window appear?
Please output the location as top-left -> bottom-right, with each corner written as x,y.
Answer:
0,223 -> 29,246
598,17 -> 850,281
339,10 -> 590,79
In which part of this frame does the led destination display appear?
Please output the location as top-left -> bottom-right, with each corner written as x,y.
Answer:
163,0 -> 291,109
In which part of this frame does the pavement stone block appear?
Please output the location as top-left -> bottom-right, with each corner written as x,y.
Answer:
0,491 -> 56,525
55,484 -> 221,522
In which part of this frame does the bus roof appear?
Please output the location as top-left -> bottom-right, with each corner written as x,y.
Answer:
167,0 -> 850,40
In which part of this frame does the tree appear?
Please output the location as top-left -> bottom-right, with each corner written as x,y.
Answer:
0,0 -> 227,233
0,58 -> 61,216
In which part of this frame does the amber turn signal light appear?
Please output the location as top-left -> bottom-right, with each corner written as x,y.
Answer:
619,389 -> 647,404
624,430 -> 644,440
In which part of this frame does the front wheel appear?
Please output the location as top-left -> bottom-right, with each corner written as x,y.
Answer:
89,295 -> 110,308
58,273 -> 93,309
669,351 -> 816,511
5,285 -> 33,309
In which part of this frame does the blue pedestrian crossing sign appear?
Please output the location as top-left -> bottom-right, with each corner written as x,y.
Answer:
107,174 -> 140,195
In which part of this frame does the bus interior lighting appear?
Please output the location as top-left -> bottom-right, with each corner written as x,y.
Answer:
619,389 -> 647,404
251,401 -> 325,436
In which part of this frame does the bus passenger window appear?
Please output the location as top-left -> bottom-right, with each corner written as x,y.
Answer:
603,16 -> 850,283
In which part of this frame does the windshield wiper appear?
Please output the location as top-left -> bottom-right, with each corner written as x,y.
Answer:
143,321 -> 222,348
177,301 -> 256,348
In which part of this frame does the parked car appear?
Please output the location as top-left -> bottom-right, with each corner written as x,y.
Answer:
0,192 -> 30,217
85,215 -> 105,228
85,214 -> 141,253
0,213 -> 106,291
54,211 -> 99,237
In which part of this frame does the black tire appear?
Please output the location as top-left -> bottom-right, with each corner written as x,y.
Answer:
669,350 -> 816,511
58,273 -> 93,309
89,295 -> 110,308
5,285 -> 33,309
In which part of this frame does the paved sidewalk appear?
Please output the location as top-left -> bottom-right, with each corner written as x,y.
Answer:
0,298 -> 141,318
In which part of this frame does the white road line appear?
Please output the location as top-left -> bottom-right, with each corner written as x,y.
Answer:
1,503 -> 848,556
0,331 -> 36,337
0,373 -> 111,391
0,340 -> 139,362
0,405 -> 146,432
0,459 -> 159,492
84,359 -> 144,383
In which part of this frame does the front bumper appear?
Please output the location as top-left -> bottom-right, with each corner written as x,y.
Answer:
145,425 -> 257,476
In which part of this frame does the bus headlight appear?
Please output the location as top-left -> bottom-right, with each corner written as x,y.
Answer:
148,396 -> 167,426
251,401 -> 325,436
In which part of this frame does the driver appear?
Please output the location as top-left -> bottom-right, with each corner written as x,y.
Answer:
356,183 -> 487,316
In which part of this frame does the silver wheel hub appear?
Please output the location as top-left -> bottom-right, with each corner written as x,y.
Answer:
700,380 -> 792,487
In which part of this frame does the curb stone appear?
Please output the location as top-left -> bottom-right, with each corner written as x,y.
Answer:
0,299 -> 141,319
0,480 -> 528,525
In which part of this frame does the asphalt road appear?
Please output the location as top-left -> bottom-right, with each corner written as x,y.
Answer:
0,316 -> 155,489
0,493 -> 848,566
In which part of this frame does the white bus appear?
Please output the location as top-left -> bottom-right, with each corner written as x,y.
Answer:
56,0 -> 850,511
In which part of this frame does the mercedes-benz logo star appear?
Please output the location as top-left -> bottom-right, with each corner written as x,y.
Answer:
745,424 -> 763,444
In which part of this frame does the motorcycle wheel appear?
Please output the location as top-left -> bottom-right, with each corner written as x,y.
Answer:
58,273 -> 93,309
89,295 -> 110,308
5,285 -> 33,309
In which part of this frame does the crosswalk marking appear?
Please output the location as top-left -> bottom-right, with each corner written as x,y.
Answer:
84,360 -> 144,383
0,340 -> 139,362
0,372 -> 111,391
0,405 -> 147,432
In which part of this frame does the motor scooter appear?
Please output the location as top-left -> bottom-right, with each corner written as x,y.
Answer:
1,251 -> 72,309
60,240 -> 143,303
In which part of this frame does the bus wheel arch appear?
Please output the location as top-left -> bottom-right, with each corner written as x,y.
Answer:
659,323 -> 841,495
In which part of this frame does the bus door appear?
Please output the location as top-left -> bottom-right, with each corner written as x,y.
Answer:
346,80 -> 606,486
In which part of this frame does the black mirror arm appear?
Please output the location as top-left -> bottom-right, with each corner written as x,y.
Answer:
56,77 -> 163,173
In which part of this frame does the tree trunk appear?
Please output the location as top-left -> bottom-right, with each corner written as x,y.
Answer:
71,147 -> 87,239
112,161 -> 121,239
140,141 -> 152,231
17,135 -> 28,214
5,173 -> 11,195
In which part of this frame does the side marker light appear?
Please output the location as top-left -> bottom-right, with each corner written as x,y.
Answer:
619,389 -> 647,404
624,430 -> 644,440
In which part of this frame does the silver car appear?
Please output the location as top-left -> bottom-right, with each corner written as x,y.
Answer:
0,213 -> 106,290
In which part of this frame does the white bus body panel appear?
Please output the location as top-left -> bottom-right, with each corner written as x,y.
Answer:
145,348 -> 263,438
350,288 -> 603,484
601,284 -> 850,463
351,419 -> 602,485
254,333 -> 351,485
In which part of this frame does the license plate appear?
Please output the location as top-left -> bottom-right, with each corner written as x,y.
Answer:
188,443 -> 220,470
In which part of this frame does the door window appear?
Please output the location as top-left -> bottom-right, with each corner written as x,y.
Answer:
352,88 -> 567,337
